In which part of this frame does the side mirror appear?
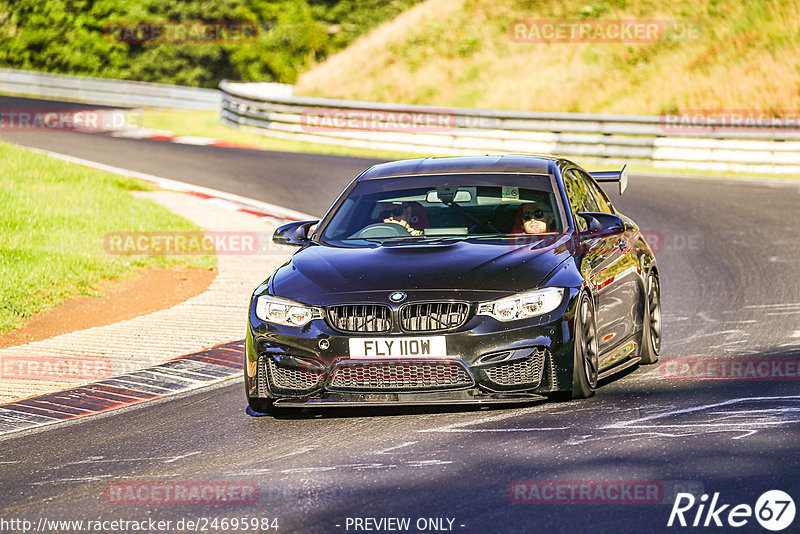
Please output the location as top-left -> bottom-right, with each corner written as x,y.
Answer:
273,220 -> 319,246
576,212 -> 625,233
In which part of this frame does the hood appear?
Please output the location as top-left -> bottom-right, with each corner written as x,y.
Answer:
268,235 -> 573,305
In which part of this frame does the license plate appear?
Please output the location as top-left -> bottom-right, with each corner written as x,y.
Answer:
348,336 -> 447,359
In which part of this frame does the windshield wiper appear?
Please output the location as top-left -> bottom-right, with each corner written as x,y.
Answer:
380,235 -> 469,245
466,233 -> 513,239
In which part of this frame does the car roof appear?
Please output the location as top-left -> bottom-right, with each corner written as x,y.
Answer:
356,155 -> 560,181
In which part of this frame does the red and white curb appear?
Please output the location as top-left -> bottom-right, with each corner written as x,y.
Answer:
0,341 -> 245,437
110,127 -> 263,150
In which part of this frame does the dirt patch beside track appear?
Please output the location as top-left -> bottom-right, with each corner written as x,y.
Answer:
0,267 -> 216,349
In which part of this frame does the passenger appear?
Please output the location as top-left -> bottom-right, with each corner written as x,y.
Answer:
383,202 -> 423,236
511,203 -> 548,234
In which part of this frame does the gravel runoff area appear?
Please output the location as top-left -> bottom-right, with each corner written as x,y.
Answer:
0,190 -> 294,403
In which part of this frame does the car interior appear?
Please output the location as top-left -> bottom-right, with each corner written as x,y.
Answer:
336,186 -> 563,240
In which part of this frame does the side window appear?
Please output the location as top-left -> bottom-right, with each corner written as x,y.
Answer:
577,170 -> 614,214
563,169 -> 600,230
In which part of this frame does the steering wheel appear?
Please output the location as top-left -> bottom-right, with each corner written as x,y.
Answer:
349,222 -> 413,239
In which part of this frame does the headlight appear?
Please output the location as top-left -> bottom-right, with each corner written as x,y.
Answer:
477,288 -> 564,322
254,295 -> 323,327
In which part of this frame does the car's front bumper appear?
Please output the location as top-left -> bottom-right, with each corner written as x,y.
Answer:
245,289 -> 581,405
271,390 -> 545,407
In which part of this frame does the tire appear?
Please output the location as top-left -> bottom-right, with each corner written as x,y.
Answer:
244,368 -> 275,413
546,293 -> 599,401
571,293 -> 599,398
247,395 -> 275,414
640,272 -> 661,364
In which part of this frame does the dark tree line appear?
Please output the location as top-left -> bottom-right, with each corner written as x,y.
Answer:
0,0 -> 419,87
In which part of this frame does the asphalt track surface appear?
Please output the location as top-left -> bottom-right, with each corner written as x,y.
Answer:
1,96 -> 800,533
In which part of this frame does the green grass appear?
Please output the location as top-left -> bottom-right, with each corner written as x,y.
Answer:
0,143 -> 215,334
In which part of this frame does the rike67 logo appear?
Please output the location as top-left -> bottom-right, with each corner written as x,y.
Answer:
668,490 -> 795,531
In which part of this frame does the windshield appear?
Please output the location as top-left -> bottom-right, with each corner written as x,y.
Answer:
318,173 -> 563,245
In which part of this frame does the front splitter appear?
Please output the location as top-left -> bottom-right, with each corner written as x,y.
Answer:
272,389 -> 545,407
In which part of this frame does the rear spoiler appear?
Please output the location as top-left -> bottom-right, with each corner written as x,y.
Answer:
590,164 -> 628,195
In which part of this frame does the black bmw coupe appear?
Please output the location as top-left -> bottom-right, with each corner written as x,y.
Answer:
245,155 -> 660,411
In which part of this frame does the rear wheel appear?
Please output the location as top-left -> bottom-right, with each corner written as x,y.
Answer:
640,272 -> 661,364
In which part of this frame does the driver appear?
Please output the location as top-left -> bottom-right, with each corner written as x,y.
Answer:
511,202 -> 548,234
383,202 -> 423,236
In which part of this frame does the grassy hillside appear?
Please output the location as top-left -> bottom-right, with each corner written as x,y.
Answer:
295,0 -> 800,114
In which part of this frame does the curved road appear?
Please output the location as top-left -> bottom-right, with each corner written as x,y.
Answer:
1,97 -> 799,533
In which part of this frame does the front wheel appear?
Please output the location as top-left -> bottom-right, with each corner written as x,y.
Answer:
247,396 -> 275,414
572,293 -> 599,398
550,293 -> 598,401
244,370 -> 275,414
640,272 -> 661,364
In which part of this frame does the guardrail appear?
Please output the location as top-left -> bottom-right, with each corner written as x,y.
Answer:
0,68 -> 221,110
220,80 -> 800,174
